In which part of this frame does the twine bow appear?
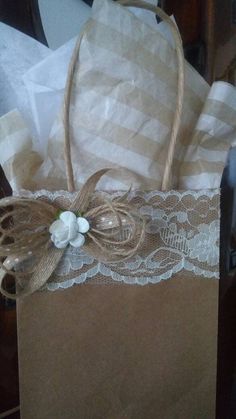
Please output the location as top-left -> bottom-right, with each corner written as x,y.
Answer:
0,168 -> 145,299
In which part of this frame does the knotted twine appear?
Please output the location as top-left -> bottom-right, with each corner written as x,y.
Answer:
0,0 -> 184,299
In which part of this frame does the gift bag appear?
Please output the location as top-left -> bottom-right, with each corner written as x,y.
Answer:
0,1 -> 220,418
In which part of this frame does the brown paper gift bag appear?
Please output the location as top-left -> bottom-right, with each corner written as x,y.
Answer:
0,1 -> 219,418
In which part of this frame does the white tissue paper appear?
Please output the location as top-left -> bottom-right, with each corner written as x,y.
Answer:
0,23 -> 50,140
23,38 -> 77,152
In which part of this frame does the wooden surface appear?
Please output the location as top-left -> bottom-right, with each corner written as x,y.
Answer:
163,0 -> 216,82
163,0 -> 202,44
0,167 -> 18,417
164,0 -> 236,83
0,297 -> 19,417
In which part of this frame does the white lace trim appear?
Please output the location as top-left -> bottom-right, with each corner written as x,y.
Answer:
15,189 -> 220,289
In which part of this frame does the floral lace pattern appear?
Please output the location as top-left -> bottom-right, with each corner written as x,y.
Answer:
15,189 -> 220,290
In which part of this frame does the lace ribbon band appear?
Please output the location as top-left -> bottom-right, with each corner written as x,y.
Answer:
0,187 -> 220,296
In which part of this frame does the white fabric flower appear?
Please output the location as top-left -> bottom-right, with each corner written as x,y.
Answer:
49,211 -> 90,249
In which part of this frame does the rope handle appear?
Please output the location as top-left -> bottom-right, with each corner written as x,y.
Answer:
119,0 -> 185,190
63,0 -> 185,192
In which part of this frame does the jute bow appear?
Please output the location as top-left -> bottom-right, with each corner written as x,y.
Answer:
0,168 -> 145,299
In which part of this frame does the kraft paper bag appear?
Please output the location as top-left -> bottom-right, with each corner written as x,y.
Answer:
12,184 -> 219,419
0,1 -> 229,418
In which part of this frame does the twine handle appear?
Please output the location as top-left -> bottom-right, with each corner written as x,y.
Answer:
119,0 -> 185,189
63,0 -> 185,192
63,29 -> 85,192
